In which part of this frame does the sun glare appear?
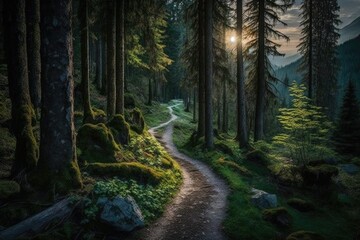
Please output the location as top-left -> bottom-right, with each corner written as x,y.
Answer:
230,36 -> 236,43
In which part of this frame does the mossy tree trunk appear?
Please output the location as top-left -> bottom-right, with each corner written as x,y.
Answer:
39,0 -> 82,193
95,38 -> 102,90
4,0 -> 38,177
80,0 -> 93,123
101,32 -> 107,95
25,0 -> 41,115
107,0 -> 116,118
116,0 -> 125,115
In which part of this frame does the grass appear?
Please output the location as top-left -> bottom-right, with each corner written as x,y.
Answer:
170,102 -> 359,240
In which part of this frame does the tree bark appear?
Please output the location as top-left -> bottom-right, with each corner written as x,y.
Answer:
80,0 -> 93,123
4,0 -> 38,176
204,0 -> 213,149
115,0 -> 125,115
148,75 -> 153,106
39,0 -> 82,192
236,0 -> 248,146
95,38 -> 102,90
101,32 -> 107,95
107,0 -> 116,117
197,0 -> 205,138
222,79 -> 227,133
254,0 -> 265,141
193,87 -> 196,122
308,0 -> 313,99
26,0 -> 41,114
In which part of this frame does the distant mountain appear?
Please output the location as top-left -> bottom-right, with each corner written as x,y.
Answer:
340,16 -> 360,44
274,35 -> 360,112
270,53 -> 301,68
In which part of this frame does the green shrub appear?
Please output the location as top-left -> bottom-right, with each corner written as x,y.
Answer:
273,82 -> 333,167
287,198 -> 315,212
86,162 -> 163,185
286,231 -> 325,240
77,123 -> 120,163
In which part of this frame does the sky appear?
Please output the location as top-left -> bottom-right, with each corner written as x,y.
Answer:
275,0 -> 360,56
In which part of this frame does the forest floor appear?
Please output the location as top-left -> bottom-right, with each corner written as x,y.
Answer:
129,102 -> 229,240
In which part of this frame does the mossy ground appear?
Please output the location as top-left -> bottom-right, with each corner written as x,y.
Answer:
170,103 -> 359,240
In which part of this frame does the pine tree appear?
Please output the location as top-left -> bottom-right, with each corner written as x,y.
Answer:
107,0 -> 116,117
116,0 -> 125,115
244,0 -> 293,141
273,82 -> 333,166
332,81 -> 360,155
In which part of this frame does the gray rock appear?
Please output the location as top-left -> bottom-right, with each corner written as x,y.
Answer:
339,164 -> 359,175
251,188 -> 277,209
99,196 -> 144,232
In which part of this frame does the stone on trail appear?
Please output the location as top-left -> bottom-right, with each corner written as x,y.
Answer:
98,196 -> 144,232
251,188 -> 278,209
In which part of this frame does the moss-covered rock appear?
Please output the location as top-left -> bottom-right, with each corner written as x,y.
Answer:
0,180 -> 20,199
287,198 -> 315,212
246,149 -> 269,166
77,123 -> 120,163
124,93 -> 136,109
126,108 -> 145,134
214,141 -> 234,156
107,115 -> 130,145
286,231 -> 325,240
271,164 -> 303,186
302,165 -> 339,186
86,162 -> 163,185
216,158 -> 252,177
92,108 -> 107,123
262,207 -> 292,228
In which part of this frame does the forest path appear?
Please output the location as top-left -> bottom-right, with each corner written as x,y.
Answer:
130,101 -> 229,240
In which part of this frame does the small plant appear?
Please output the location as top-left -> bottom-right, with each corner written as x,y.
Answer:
273,82 -> 334,167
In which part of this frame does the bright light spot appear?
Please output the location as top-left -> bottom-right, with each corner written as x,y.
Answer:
230,36 -> 236,43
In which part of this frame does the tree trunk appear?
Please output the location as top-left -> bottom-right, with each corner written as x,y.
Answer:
193,87 -> 196,122
204,0 -> 213,149
25,0 -> 41,114
148,75 -> 153,106
80,0 -> 93,123
39,0 -> 82,192
308,0 -> 313,99
115,0 -> 124,115
95,38 -> 102,90
101,32 -> 107,95
4,0 -> 38,176
254,0 -> 265,141
222,79 -> 227,133
197,0 -> 205,138
107,0 -> 116,117
236,0 -> 248,146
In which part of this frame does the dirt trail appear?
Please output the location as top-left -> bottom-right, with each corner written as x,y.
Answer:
130,103 -> 229,240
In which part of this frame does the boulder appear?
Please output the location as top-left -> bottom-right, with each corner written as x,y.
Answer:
251,188 -> 277,209
302,165 -> 339,185
339,164 -> 359,175
108,115 -> 130,145
0,180 -> 20,199
126,108 -> 145,134
98,196 -> 144,232
246,150 -> 269,166
262,207 -> 292,228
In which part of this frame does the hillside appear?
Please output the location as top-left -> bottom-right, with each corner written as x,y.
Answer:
275,35 -> 360,110
340,16 -> 360,44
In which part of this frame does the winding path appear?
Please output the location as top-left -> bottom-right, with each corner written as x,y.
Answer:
132,102 -> 229,240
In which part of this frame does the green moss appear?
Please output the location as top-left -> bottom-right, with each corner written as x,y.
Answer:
86,162 -> 163,185
246,149 -> 270,166
287,198 -> 315,212
214,141 -> 234,156
0,180 -> 20,199
286,231 -> 325,240
77,123 -> 120,163
302,165 -> 339,186
216,158 -> 252,177
126,108 -> 146,134
270,164 -> 303,186
262,207 -> 292,228
107,114 -> 130,145
92,108 -> 106,123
